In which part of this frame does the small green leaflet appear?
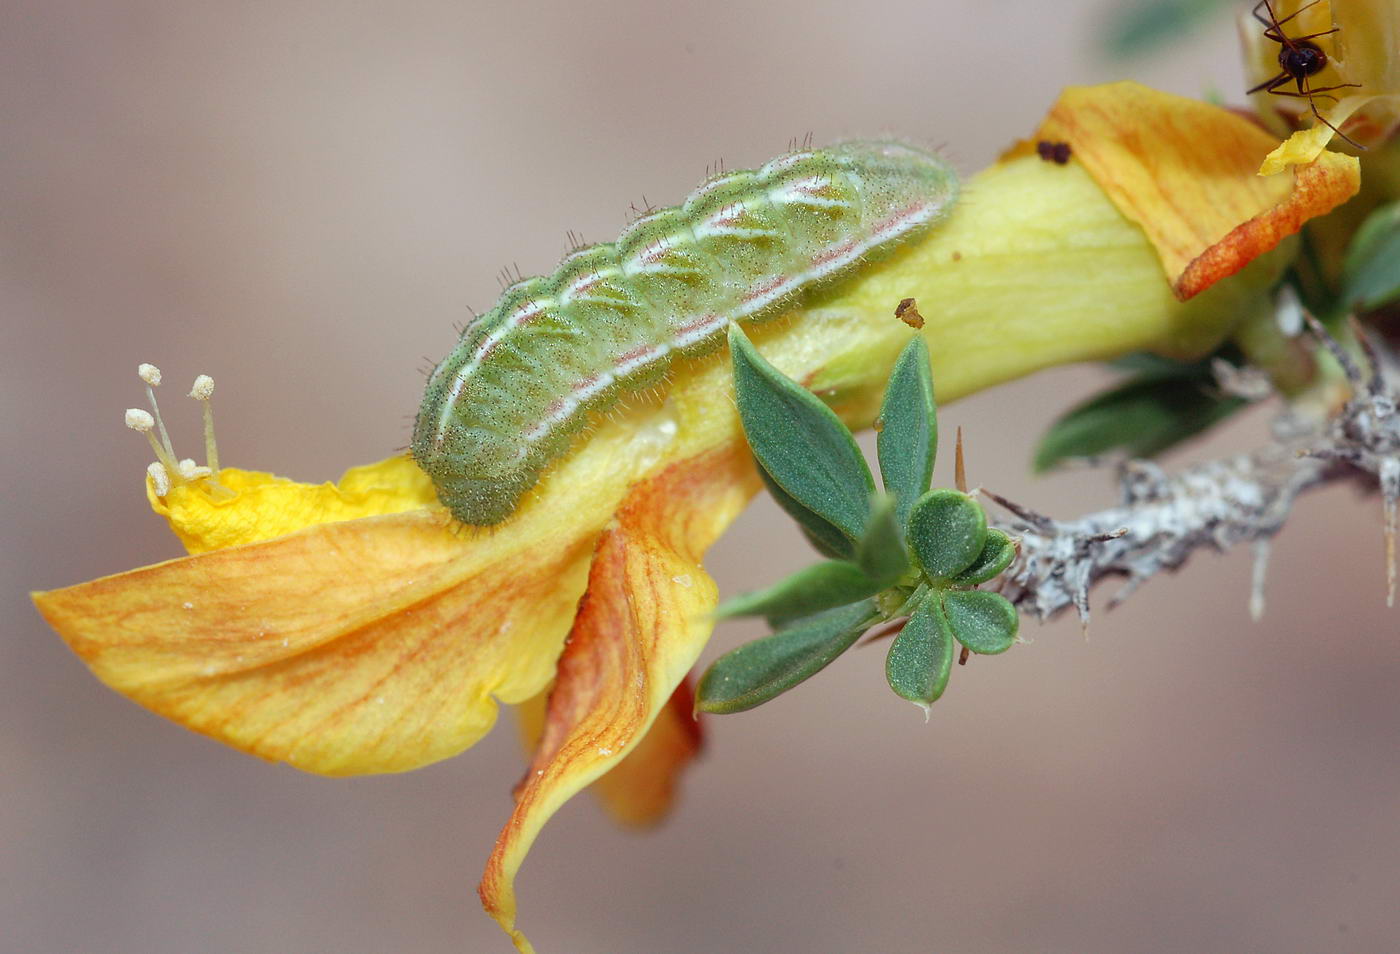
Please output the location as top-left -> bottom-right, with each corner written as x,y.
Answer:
697,601 -> 881,714
729,324 -> 875,550
877,336 -> 937,529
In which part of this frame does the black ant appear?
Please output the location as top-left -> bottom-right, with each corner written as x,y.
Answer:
1247,0 -> 1364,149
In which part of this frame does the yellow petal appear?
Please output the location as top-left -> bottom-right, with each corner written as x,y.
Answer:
148,456 -> 437,554
480,443 -> 757,954
1258,95 -> 1371,175
1030,82 -> 1359,299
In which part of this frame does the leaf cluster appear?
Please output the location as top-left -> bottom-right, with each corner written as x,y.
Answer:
696,327 -> 1019,716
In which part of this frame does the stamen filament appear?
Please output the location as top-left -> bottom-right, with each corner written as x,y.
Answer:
138,364 -> 177,462
190,374 -> 219,473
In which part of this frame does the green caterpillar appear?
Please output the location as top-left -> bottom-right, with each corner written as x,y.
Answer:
413,139 -> 958,525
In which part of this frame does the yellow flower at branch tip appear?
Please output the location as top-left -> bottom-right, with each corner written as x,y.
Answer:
1244,0 -> 1400,174
33,84 -> 1361,954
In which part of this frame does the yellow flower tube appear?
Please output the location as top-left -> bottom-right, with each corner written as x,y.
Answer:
32,84 -> 1359,952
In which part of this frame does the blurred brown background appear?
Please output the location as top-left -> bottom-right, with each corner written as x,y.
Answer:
4,1 -> 1397,952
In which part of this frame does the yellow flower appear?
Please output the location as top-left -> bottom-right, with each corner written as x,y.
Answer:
32,84 -> 1358,953
1246,0 -> 1400,174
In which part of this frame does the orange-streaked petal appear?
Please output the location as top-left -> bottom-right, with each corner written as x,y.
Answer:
589,676 -> 705,827
1029,82 -> 1359,299
480,443 -> 756,954
514,677 -> 705,827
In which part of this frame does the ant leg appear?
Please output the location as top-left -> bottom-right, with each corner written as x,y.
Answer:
1248,71 -> 1290,96
1252,0 -> 1279,30
1287,27 -> 1342,41
1265,82 -> 1363,101
1255,0 -> 1329,41
1269,0 -> 1327,30
1302,76 -> 1366,149
1270,89 -> 1340,105
1301,82 -> 1364,94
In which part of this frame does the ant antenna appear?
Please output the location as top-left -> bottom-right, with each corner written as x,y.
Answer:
1247,0 -> 1364,150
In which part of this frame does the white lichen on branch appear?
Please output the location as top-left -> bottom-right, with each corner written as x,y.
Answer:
993,319 -> 1400,622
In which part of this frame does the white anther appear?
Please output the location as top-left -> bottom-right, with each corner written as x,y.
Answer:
147,461 -> 171,496
189,374 -> 214,400
176,459 -> 212,481
125,408 -> 155,431
138,363 -> 163,386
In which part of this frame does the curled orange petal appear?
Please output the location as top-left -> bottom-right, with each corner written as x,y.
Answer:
1030,82 -> 1360,299
588,676 -> 705,827
511,676 -> 704,827
480,443 -> 757,954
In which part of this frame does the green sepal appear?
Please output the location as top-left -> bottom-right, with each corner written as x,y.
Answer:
1034,372 -> 1243,472
906,489 -> 987,581
856,493 -> 909,587
942,589 -> 1018,655
756,464 -> 852,560
948,529 -> 1016,586
1343,201 -> 1400,312
884,591 -> 954,708
715,560 -> 886,624
729,324 -> 874,548
696,600 -> 880,714
877,336 -> 937,528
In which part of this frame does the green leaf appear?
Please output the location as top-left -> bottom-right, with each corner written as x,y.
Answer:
1034,374 -> 1244,472
696,601 -> 879,714
716,560 -> 885,624
856,493 -> 909,587
942,590 -> 1018,655
884,591 -> 954,708
877,336 -> 937,528
1344,201 -> 1400,312
948,529 -> 1017,586
906,489 -> 987,581
757,464 -> 852,560
729,324 -> 874,549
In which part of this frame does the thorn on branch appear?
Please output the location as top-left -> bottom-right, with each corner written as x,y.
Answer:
982,488 -> 1055,531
